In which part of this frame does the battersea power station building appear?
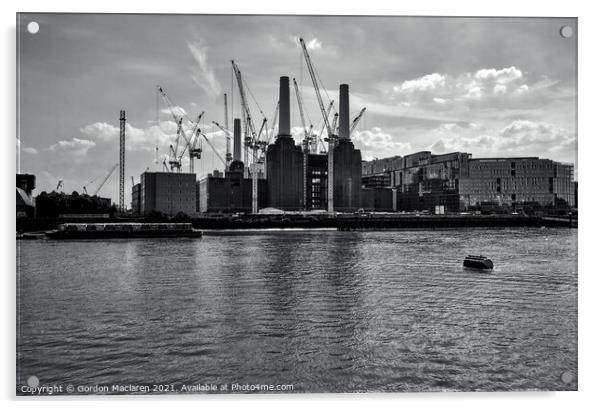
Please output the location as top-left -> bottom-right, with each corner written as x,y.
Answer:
134,75 -> 575,216
195,75 -> 362,214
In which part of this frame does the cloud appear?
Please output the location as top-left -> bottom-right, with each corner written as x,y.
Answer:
305,37 -> 322,50
394,73 -> 446,93
79,120 -> 186,152
22,147 -> 38,155
498,120 -> 576,153
80,122 -> 119,141
390,66 -> 532,105
352,127 -> 412,160
160,106 -> 187,117
48,138 -> 96,156
289,36 -> 338,57
187,39 -> 221,98
474,66 -> 523,84
429,120 -> 576,162
17,139 -> 39,155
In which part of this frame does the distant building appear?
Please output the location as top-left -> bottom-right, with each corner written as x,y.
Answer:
460,157 -> 575,209
131,182 -> 141,214
198,160 -> 267,213
361,173 -> 390,189
362,152 -> 575,212
16,174 -> 35,218
360,187 -> 393,212
361,156 -> 404,176
138,171 -> 197,216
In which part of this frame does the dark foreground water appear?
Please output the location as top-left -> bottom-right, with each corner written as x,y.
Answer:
16,228 -> 577,393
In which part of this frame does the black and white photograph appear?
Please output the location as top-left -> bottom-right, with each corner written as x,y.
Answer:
15,11 -> 579,397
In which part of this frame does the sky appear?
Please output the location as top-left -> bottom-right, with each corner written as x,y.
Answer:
17,14 -> 577,203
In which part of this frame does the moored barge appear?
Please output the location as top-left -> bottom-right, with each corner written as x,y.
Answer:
45,223 -> 203,239
463,255 -> 494,270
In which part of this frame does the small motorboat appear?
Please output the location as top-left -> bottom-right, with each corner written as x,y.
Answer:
463,255 -> 494,270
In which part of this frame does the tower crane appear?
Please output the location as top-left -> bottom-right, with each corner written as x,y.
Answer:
350,107 -> 366,134
157,86 -> 187,171
258,102 -> 280,164
300,37 -> 336,212
266,102 -> 280,147
176,112 -> 204,173
223,93 -> 231,166
293,78 -> 314,153
55,180 -> 63,191
157,85 -> 225,173
83,174 -> 101,195
299,38 -> 334,138
186,129 -> 203,173
231,60 -> 268,167
232,60 -> 269,214
168,118 -> 184,171
331,113 -> 339,139
93,163 -> 119,196
315,100 -> 334,154
212,121 -> 233,170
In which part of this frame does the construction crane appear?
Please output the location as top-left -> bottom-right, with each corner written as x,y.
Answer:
157,85 -> 225,173
350,107 -> 366,134
258,102 -> 280,164
223,93 -> 229,130
212,121 -> 233,170
157,86 -> 185,171
93,163 -> 119,196
293,78 -> 314,153
231,60 -> 270,214
223,93 -> 232,167
176,112 -> 204,173
266,102 -> 280,147
231,60 -> 268,167
187,129 -> 203,173
315,100 -> 334,154
168,118 -> 184,171
300,37 -> 336,212
299,38 -> 334,138
83,174 -> 101,195
55,180 -> 63,191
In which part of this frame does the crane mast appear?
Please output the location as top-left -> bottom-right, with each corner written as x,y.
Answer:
300,38 -> 336,212
299,38 -> 333,137
293,78 -> 313,153
212,121 -> 233,171
258,102 -> 279,163
175,111 -> 204,172
231,61 -> 256,168
188,129 -> 202,173
223,94 -> 232,167
231,61 -> 269,170
158,86 -> 185,170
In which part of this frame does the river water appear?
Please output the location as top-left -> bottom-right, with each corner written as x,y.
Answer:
16,228 -> 577,393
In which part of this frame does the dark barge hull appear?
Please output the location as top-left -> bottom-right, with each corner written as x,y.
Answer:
463,256 -> 494,270
45,230 -> 203,239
